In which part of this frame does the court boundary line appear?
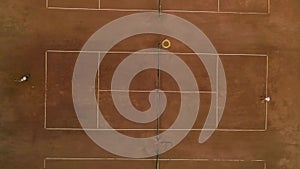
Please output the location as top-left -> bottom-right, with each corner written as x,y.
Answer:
264,161 -> 267,169
45,0 -> 271,15
46,49 -> 268,57
44,51 -> 48,129
44,157 -> 266,162
216,53 -> 219,128
44,50 -> 268,131
265,55 -> 269,130
44,128 -> 266,132
43,157 -> 266,169
99,89 -> 216,94
46,7 -> 270,15
45,7 -> 270,15
268,0 -> 271,14
96,53 -> 101,128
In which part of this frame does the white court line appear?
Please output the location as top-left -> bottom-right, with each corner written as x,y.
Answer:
46,49 -> 268,57
45,0 -> 48,8
44,51 -> 48,129
97,53 -> 101,129
268,0 -> 271,14
216,54 -> 219,128
44,157 -> 265,162
47,50 -> 100,54
264,161 -> 267,169
46,6 -> 269,15
265,55 -> 269,130
43,158 -> 46,169
98,0 -> 101,9
104,8 -> 270,15
48,6 -> 102,11
45,128 -> 266,132
265,98 -> 268,130
99,89 -> 215,94
43,157 -> 266,169
217,0 -> 220,12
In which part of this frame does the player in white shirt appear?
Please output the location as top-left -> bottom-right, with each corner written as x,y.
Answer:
16,74 -> 30,82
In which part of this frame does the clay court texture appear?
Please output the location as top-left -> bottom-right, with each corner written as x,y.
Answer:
0,0 -> 299,169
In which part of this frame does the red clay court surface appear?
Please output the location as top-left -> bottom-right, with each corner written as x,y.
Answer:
0,0 -> 299,169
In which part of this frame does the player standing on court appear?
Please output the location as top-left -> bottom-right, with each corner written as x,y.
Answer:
16,74 -> 30,83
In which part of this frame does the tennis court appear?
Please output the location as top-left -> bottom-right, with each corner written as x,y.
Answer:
0,0 -> 299,169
